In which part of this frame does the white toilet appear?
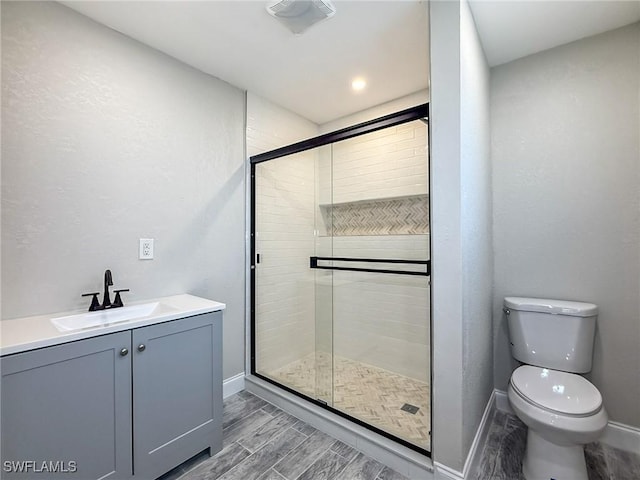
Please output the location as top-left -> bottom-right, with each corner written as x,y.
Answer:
505,297 -> 608,480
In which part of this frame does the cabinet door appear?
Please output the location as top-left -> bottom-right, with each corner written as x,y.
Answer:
1,331 -> 133,480
132,312 -> 222,479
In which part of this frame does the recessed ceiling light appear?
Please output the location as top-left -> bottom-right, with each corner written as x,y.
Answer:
351,78 -> 367,92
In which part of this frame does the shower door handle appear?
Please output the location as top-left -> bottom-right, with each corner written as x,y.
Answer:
309,256 -> 430,276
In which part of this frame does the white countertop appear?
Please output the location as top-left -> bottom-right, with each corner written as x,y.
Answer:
0,294 -> 226,356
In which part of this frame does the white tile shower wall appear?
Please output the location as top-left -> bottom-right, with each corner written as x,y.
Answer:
247,93 -> 319,374
330,235 -> 430,382
247,93 -> 318,156
329,121 -> 428,204
319,90 -> 429,134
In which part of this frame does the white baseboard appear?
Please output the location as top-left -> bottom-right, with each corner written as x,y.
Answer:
223,372 -> 245,398
434,462 -> 464,480
494,388 -> 640,454
433,391 -> 497,480
461,390 -> 497,478
494,389 -> 513,414
601,421 -> 640,454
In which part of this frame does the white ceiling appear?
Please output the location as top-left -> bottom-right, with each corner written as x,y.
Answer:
61,1 -> 639,124
62,1 -> 430,124
468,1 -> 640,67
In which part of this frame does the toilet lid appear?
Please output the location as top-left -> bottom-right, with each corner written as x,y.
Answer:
510,365 -> 602,416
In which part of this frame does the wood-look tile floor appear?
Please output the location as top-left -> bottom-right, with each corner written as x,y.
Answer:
474,409 -> 640,480
160,391 -> 410,480
266,354 -> 430,450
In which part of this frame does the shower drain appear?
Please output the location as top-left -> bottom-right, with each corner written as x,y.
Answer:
401,403 -> 420,414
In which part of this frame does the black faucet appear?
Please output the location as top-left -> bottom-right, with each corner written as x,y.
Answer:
82,270 -> 129,311
103,269 -> 113,309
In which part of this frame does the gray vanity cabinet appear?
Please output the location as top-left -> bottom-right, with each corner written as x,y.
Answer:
1,331 -> 133,480
0,311 -> 223,480
132,311 -> 223,480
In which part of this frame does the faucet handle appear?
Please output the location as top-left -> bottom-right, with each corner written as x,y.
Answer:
112,289 -> 130,308
82,292 -> 101,311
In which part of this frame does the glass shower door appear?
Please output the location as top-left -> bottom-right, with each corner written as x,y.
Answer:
252,107 -> 431,454
253,144 -> 333,404
316,119 -> 431,451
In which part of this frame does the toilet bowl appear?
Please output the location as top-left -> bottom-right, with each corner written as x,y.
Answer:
508,365 -> 608,480
504,297 -> 608,479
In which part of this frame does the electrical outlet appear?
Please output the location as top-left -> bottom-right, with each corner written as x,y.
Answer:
139,238 -> 154,260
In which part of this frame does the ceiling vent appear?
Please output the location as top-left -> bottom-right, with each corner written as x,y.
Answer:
266,0 -> 336,35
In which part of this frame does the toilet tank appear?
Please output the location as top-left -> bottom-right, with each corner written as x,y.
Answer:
505,297 -> 598,373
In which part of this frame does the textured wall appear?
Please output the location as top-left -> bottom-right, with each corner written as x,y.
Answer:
430,0 -> 493,471
460,0 -> 493,460
429,0 -> 464,470
246,93 -> 319,373
492,23 -> 640,428
1,2 -> 246,378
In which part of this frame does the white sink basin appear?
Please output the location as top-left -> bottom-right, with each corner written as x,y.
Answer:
51,302 -> 162,332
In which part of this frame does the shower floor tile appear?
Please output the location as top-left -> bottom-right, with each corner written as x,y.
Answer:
265,354 -> 430,451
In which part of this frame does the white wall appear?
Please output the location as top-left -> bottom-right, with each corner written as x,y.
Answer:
0,1 -> 246,379
430,0 -> 493,472
430,0 -> 463,470
246,93 -> 319,373
491,22 -> 640,428
460,0 -> 493,460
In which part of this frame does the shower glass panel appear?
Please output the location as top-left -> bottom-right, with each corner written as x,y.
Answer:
253,144 -> 333,404
252,107 -> 430,454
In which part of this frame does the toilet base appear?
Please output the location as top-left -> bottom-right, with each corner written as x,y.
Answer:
523,428 -> 587,480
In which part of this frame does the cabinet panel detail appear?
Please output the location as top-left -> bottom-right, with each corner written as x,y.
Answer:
1,331 -> 132,480
132,312 -> 222,479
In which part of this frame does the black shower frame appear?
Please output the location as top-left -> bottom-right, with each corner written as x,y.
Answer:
249,103 -> 431,457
